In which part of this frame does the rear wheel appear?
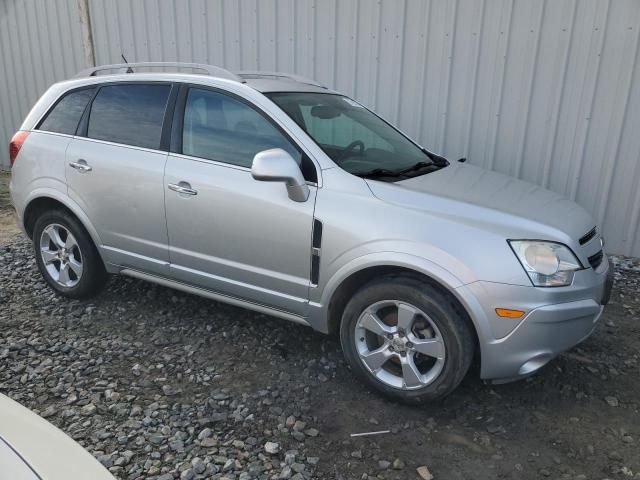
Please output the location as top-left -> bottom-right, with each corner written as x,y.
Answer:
33,210 -> 107,299
340,275 -> 474,403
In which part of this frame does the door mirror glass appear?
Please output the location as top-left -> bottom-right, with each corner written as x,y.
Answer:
251,148 -> 310,202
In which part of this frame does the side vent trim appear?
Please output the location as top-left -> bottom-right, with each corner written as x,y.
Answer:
311,255 -> 320,285
311,219 -> 323,285
312,219 -> 323,248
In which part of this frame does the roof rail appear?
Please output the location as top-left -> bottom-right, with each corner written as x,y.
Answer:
236,71 -> 326,89
74,62 -> 243,82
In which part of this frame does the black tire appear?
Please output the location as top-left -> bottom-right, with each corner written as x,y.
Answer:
340,274 -> 474,404
33,209 -> 107,299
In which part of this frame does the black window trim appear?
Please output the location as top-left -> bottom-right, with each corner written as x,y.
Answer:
77,80 -> 178,152
34,85 -> 98,136
170,83 -> 318,184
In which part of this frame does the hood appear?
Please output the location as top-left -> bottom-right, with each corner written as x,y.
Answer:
366,162 -> 595,242
0,395 -> 115,480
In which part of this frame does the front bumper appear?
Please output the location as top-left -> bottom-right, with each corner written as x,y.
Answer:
456,258 -> 613,382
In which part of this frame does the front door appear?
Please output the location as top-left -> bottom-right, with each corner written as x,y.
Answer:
164,86 -> 317,315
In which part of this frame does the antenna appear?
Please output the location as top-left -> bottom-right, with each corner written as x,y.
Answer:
121,54 -> 134,74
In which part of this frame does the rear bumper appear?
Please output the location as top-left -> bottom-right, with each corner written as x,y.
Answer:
456,258 -> 613,382
8,177 -> 26,236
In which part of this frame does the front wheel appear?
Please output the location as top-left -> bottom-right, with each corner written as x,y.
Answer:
340,275 -> 474,403
33,209 -> 107,299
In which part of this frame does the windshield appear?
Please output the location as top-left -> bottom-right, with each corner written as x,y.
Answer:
267,92 -> 446,180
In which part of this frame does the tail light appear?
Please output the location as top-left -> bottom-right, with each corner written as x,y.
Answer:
9,131 -> 30,167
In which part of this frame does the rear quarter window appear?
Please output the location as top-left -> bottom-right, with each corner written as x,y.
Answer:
37,88 -> 96,135
87,84 -> 171,150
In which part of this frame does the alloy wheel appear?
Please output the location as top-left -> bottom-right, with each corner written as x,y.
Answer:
355,300 -> 446,390
39,223 -> 83,288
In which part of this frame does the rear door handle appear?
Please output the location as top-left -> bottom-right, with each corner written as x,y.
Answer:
69,160 -> 92,173
168,182 -> 198,196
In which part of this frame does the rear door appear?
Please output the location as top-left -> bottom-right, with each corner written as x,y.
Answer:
65,82 -> 174,275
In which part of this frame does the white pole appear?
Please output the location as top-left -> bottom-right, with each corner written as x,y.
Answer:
77,0 -> 95,67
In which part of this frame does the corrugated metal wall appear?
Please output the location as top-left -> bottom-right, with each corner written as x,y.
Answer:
1,0 -> 640,256
0,0 -> 85,155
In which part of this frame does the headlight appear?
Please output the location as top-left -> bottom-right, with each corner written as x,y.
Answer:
509,240 -> 583,287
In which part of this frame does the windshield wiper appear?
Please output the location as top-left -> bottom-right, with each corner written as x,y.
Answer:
394,161 -> 436,175
422,148 -> 449,166
353,168 -> 405,179
354,161 -> 439,180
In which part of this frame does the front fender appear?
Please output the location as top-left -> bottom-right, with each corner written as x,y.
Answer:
308,251 -> 474,330
307,250 -> 493,370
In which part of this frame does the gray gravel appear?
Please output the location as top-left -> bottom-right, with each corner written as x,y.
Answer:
1,239 -> 333,480
1,236 -> 639,480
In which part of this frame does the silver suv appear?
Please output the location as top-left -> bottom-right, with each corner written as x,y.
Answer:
9,63 -> 613,403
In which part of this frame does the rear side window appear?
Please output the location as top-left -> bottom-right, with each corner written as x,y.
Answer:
38,88 -> 95,135
182,88 -> 301,168
87,84 -> 171,150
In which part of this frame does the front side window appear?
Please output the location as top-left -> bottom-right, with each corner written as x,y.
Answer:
87,84 -> 171,149
268,92 -> 446,180
182,88 -> 301,168
38,88 -> 95,135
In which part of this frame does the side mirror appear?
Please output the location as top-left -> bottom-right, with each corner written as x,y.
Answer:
251,148 -> 310,202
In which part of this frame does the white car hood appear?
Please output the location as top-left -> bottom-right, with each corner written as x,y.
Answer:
0,395 -> 114,480
0,437 -> 39,480
366,162 -> 595,241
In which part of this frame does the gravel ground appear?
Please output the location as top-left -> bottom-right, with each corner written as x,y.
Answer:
0,171 -> 10,207
1,224 -> 639,479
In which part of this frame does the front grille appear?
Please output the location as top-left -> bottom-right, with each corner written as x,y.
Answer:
588,250 -> 604,270
579,227 -> 597,245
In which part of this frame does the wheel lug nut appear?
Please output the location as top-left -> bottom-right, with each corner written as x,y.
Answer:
407,342 -> 414,348
400,351 -> 407,357
387,334 -> 393,340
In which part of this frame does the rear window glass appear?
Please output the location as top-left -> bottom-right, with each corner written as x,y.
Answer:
87,84 -> 171,149
38,88 -> 95,135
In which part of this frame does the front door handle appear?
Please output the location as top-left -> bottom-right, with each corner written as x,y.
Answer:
69,159 -> 92,173
168,182 -> 198,196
